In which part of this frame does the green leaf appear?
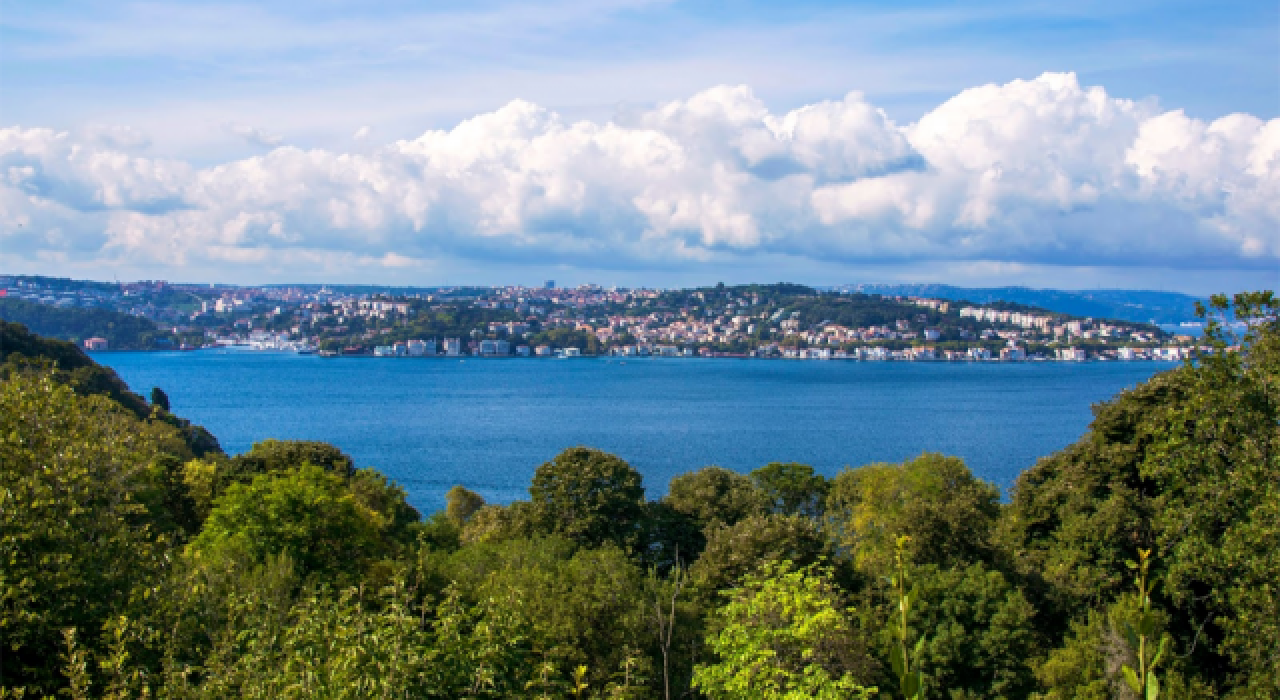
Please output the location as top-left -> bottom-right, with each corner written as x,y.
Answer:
890,645 -> 905,678
1122,666 -> 1142,694
1123,624 -> 1140,651
904,670 -> 921,698
1151,635 -> 1169,669
1146,672 -> 1160,700
1138,613 -> 1155,638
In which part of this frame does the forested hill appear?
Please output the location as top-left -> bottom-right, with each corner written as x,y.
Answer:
0,297 -> 171,350
0,320 -> 221,455
1,293 -> 1276,698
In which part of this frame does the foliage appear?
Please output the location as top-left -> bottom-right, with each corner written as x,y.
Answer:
231,439 -> 357,478
0,298 -> 170,350
188,464 -> 393,581
889,536 -> 925,700
691,514 -> 835,593
1002,290 -> 1280,693
750,462 -> 828,518
1119,549 -> 1170,700
529,447 -> 646,547
692,561 -> 875,700
446,485 -> 486,525
887,562 -> 1039,700
1,297 -> 1276,698
150,386 -> 171,411
827,453 -> 1001,575
0,374 -> 170,692
664,466 -> 765,529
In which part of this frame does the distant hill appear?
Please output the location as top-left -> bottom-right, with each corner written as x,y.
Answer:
0,298 -> 168,350
842,285 -> 1205,325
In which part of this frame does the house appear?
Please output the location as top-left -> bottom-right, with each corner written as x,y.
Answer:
83,337 -> 108,351
535,345 -> 552,356
443,338 -> 462,356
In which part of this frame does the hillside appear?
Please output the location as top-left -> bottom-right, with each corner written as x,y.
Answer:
0,298 -> 170,350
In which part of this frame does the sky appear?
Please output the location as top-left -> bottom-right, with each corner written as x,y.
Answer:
1,0 -> 1277,294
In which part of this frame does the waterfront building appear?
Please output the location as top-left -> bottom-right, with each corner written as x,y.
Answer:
83,337 -> 108,351
1056,347 -> 1088,361
444,338 -> 462,356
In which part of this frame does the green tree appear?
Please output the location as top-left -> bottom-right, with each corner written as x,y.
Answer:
230,439 -> 357,478
1002,292 -> 1280,694
0,373 -> 169,692
881,563 -> 1039,700
150,386 -> 171,412
446,485 -> 486,526
529,447 -> 645,547
691,514 -> 835,593
826,454 -> 1001,576
750,462 -> 828,518
188,464 -> 390,581
664,466 -> 765,529
692,561 -> 875,699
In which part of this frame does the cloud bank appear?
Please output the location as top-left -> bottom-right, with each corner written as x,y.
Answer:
2,73 -> 1277,280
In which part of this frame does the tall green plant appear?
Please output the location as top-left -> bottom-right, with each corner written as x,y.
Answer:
1121,549 -> 1170,700
890,536 -> 924,700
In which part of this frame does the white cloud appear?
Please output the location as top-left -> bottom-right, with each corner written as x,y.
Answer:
2,73 -> 1277,279
227,123 -> 284,149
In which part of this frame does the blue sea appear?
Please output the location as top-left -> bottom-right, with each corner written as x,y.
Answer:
98,351 -> 1170,514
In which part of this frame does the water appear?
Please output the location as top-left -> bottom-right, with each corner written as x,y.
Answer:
98,351 -> 1170,514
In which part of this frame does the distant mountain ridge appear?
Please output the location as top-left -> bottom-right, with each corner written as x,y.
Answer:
841,284 -> 1205,325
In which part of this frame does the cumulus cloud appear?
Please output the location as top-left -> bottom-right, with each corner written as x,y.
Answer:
2,73 -> 1277,276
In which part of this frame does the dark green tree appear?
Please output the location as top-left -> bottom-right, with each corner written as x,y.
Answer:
445,485 -> 486,526
691,514 -> 836,593
529,447 -> 645,547
664,466 -> 765,529
149,386 -> 170,412
751,462 -> 828,518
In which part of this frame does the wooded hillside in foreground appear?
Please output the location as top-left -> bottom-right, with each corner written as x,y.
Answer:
0,292 -> 1276,699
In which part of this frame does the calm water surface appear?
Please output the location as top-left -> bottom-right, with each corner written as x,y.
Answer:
98,351 -> 1169,513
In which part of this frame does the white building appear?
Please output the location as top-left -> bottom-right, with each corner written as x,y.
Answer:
443,338 -> 462,356
1056,347 -> 1087,362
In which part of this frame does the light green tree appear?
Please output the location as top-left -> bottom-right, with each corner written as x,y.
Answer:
692,561 -> 875,700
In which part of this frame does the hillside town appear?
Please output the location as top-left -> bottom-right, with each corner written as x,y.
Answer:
1,275 -> 1204,362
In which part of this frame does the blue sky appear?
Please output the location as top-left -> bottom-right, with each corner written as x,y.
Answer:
1,0 -> 1277,292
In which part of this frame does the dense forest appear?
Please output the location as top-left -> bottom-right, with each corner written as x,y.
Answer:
0,292 -> 1275,699
0,298 -> 173,350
